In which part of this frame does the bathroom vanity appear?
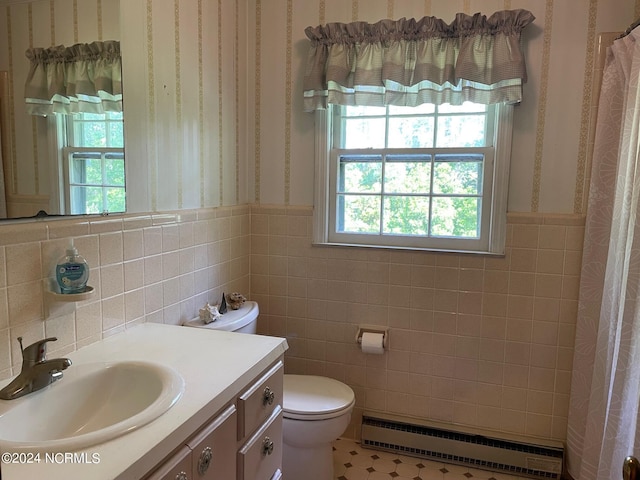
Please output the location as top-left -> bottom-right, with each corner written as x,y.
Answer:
0,323 -> 288,480
146,357 -> 285,480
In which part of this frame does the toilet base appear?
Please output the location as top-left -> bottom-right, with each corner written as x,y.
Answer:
283,441 -> 333,480
281,378 -> 354,480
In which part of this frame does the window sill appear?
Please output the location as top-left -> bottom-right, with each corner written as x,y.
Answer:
311,240 -> 505,257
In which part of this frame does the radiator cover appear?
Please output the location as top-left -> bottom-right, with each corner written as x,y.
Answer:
360,412 -> 564,479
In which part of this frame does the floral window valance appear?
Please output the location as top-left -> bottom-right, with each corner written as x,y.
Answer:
303,9 -> 535,111
24,40 -> 122,116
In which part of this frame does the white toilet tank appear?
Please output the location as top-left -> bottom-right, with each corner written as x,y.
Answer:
183,301 -> 259,333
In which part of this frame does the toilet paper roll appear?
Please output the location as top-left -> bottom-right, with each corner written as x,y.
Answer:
361,332 -> 385,355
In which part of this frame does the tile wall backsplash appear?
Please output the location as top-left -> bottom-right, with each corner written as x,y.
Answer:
0,206 -> 251,380
251,205 -> 584,442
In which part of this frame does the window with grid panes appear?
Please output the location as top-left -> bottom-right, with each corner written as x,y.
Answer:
62,112 -> 125,215
313,102 -> 513,254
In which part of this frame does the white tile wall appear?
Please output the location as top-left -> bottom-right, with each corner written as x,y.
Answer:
0,206 -> 251,380
252,205 -> 584,443
0,203 -> 584,446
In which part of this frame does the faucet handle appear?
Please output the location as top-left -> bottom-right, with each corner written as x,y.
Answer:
19,337 -> 58,365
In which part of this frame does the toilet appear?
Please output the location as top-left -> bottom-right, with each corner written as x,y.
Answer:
183,301 -> 355,480
282,374 -> 355,480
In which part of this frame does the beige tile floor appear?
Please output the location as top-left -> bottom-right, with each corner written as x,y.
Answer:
332,438 -> 528,480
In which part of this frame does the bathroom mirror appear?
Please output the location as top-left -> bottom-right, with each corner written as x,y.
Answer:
0,0 -> 124,220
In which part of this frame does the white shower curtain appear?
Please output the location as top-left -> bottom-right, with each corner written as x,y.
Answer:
0,128 -> 6,218
566,28 -> 640,480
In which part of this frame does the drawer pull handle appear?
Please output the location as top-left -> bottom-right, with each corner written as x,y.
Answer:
175,472 -> 189,480
197,446 -> 213,476
263,386 -> 275,406
262,436 -> 275,456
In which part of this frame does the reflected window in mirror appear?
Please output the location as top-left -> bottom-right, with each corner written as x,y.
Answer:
59,112 -> 125,215
23,41 -> 124,218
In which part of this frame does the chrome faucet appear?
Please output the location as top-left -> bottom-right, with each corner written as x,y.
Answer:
0,337 -> 72,400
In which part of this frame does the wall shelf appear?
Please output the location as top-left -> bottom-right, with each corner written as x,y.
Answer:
45,285 -> 95,303
43,280 -> 95,318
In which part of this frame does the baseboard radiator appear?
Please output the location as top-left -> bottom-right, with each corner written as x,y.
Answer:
361,412 -> 564,479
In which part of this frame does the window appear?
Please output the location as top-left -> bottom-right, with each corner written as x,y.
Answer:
313,103 -> 513,254
60,112 -> 125,215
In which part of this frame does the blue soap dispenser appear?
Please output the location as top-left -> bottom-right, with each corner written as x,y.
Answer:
56,240 -> 89,294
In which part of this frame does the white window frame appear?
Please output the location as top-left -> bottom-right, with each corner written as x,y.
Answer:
313,103 -> 514,255
48,113 -> 125,215
62,147 -> 125,215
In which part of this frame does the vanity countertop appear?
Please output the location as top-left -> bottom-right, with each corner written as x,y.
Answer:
0,323 -> 288,480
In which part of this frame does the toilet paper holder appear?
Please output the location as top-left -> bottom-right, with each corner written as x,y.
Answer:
355,326 -> 389,349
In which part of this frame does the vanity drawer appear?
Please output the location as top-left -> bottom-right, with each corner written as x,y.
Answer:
146,405 -> 237,480
186,404 -> 237,480
238,406 -> 283,480
145,445 -> 192,480
237,360 -> 283,440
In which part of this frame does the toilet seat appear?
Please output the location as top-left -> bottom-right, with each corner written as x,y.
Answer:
283,375 -> 355,421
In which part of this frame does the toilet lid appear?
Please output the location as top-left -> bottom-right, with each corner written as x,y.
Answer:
283,375 -> 355,419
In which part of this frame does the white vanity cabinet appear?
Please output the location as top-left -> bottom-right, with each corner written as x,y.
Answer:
146,358 -> 284,480
1,325 -> 289,480
237,360 -> 284,480
146,404 -> 237,480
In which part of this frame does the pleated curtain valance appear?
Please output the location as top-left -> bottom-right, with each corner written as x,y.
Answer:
303,9 -> 535,111
24,40 -> 122,116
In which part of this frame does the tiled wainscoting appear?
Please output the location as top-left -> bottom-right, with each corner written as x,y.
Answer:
0,203 -> 584,449
252,205 -> 584,443
0,206 -> 251,380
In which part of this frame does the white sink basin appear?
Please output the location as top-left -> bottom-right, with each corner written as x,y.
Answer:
0,361 -> 184,451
